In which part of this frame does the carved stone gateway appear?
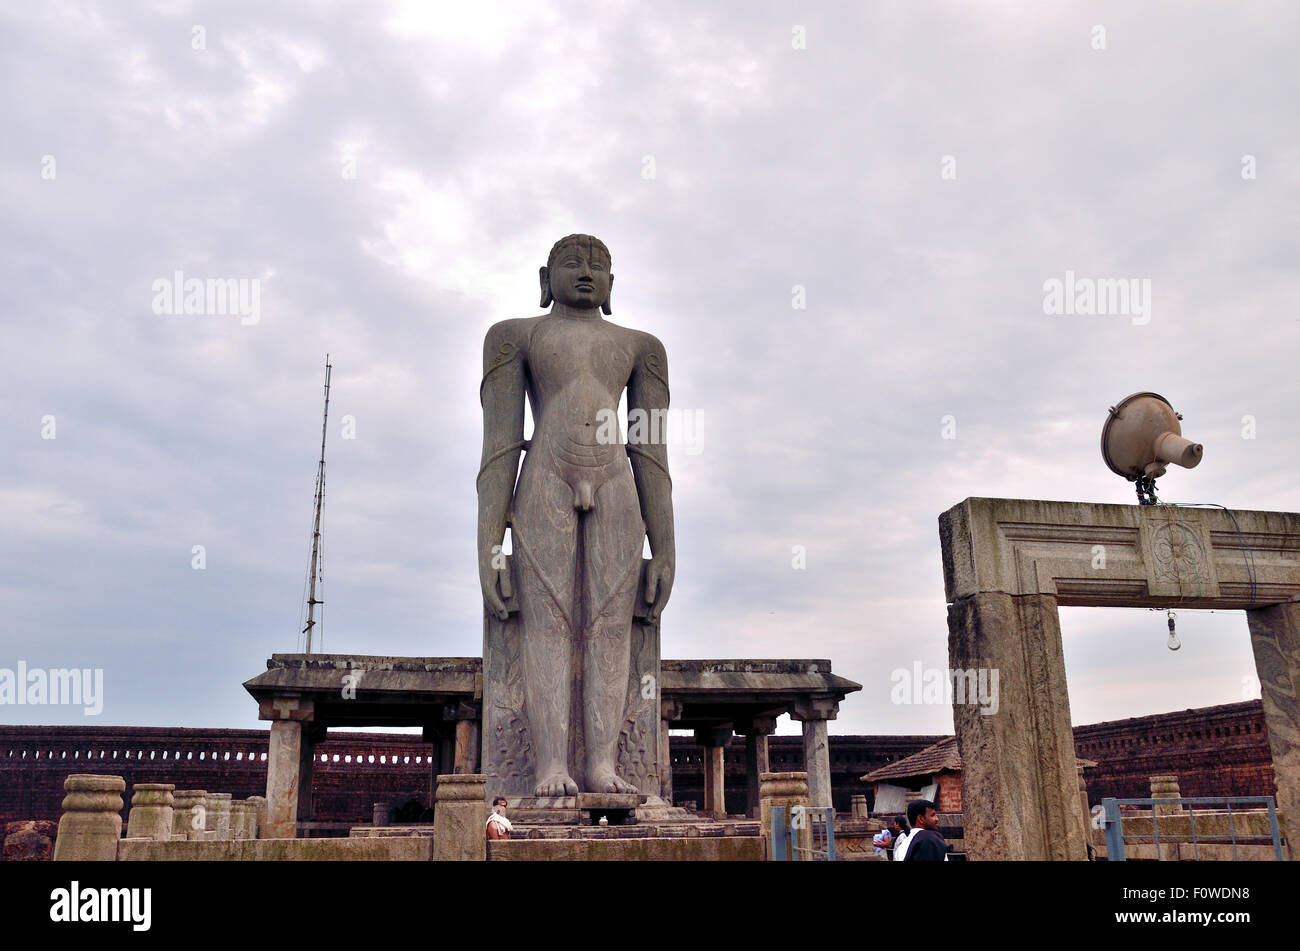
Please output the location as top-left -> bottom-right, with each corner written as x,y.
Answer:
478,235 -> 674,802
940,497 -> 1300,860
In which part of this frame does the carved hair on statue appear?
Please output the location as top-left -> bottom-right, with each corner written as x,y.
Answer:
539,233 -> 613,314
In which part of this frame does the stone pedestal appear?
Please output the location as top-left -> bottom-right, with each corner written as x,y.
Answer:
126,783 -> 175,840
205,793 -> 232,840
173,790 -> 207,841
947,591 -> 1088,861
759,771 -> 809,861
1150,775 -> 1182,816
850,794 -> 868,819
53,774 -> 125,862
247,796 -> 266,839
1150,776 -> 1182,856
229,801 -> 252,839
1150,775 -> 1182,861
1246,601 -> 1300,861
432,773 -> 486,861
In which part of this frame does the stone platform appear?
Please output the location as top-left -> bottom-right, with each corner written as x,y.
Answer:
352,817 -> 760,840
499,793 -> 698,826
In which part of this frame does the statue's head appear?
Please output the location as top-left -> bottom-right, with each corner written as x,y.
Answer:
540,234 -> 613,314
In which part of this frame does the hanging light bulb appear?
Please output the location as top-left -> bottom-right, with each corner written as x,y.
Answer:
1166,611 -> 1180,651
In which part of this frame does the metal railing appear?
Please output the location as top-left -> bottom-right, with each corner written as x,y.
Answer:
1100,796 -> 1283,861
770,805 -> 836,861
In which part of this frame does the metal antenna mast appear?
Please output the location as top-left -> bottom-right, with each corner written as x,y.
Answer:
303,355 -> 332,653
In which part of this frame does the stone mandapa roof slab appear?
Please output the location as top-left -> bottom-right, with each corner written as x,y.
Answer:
244,655 -> 862,705
659,659 -> 861,697
243,654 -> 483,699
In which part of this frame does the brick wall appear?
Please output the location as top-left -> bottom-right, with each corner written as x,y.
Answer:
0,726 -> 436,828
2,700 -> 1279,828
1074,700 -> 1275,805
668,734 -> 945,815
936,772 -> 962,813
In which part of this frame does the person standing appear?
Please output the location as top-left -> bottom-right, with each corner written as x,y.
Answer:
892,813 -> 915,861
904,799 -> 952,861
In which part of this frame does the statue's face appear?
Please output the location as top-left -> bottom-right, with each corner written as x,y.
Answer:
547,241 -> 611,309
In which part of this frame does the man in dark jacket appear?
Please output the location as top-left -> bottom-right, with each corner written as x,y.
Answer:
904,799 -> 952,861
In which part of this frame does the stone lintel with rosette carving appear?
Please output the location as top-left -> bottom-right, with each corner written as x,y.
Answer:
941,497 -> 1300,609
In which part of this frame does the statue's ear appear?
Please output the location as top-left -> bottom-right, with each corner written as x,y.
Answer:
538,266 -> 553,308
601,273 -> 614,315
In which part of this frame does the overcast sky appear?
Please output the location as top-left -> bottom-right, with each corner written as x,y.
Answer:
2,1 -> 1297,739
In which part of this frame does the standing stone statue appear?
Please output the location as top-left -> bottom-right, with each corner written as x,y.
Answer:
478,234 -> 674,798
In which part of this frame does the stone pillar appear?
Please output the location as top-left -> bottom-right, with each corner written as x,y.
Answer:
739,717 -> 776,819
791,699 -> 838,810
432,774 -> 486,861
443,701 -> 482,775
53,774 -> 125,861
455,720 -> 479,774
126,783 -> 175,840
659,720 -> 673,804
260,696 -> 315,839
850,794 -> 868,819
696,728 -> 730,817
759,771 -> 809,860
205,793 -> 232,840
1246,601 -> 1300,861
373,802 -> 391,825
422,724 -> 443,806
297,722 -> 325,824
266,720 -> 302,838
660,700 -> 684,806
173,790 -> 207,841
947,591 -> 1088,861
440,737 -> 455,780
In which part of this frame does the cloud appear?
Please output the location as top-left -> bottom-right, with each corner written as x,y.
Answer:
1,0 -> 1297,738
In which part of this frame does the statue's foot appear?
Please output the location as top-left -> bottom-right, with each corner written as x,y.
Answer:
588,767 -> 638,794
533,772 -> 578,797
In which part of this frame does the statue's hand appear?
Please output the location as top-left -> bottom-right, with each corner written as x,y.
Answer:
644,553 -> 675,620
479,553 -> 510,622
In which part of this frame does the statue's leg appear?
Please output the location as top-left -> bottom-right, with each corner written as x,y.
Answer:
512,460 -> 580,798
581,472 -> 645,794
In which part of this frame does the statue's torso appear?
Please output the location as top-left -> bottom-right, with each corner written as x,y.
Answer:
520,315 -> 641,510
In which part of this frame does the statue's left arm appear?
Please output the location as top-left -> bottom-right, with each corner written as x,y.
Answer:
627,332 -> 676,620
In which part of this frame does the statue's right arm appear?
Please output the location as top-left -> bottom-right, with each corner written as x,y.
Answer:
477,318 -> 529,620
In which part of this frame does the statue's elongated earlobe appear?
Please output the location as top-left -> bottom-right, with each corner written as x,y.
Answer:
601,273 -> 614,315
539,266 -> 553,308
